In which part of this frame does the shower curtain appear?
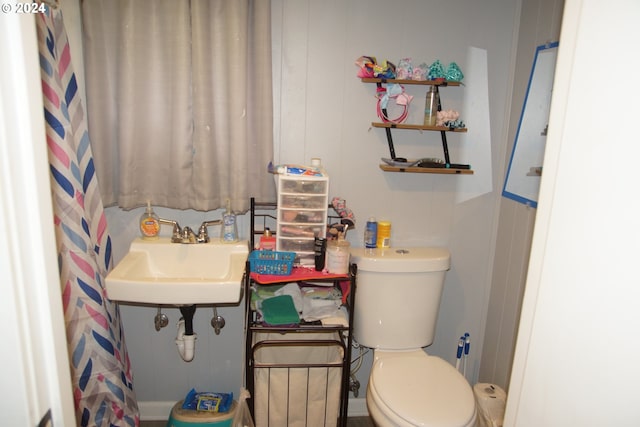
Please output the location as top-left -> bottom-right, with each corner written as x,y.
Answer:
36,6 -> 139,427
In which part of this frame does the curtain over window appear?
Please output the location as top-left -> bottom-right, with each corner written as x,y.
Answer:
82,0 -> 274,212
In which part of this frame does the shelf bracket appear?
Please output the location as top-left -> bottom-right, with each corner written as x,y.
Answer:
433,86 -> 451,164
440,130 -> 452,165
382,113 -> 400,160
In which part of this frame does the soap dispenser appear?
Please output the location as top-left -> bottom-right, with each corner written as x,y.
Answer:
139,201 -> 160,239
221,199 -> 238,243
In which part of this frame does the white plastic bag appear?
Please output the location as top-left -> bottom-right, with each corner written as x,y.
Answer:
232,387 -> 255,427
473,383 -> 506,427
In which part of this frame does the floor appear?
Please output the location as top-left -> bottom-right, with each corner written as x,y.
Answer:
141,416 -> 374,426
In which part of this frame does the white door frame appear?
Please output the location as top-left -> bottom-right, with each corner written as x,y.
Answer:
0,11 -> 76,427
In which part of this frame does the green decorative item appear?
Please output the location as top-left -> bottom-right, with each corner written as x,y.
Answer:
428,60 -> 446,80
446,62 -> 464,82
260,295 -> 300,325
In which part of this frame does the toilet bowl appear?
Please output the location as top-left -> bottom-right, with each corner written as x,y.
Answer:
349,247 -> 477,427
366,350 -> 476,427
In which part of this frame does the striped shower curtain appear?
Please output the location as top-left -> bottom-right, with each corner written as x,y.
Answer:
36,6 -> 139,426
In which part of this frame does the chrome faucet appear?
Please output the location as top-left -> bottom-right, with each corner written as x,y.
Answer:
158,217 -> 221,244
181,226 -> 197,244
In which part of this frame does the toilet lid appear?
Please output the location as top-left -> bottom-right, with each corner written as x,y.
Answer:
370,353 -> 475,427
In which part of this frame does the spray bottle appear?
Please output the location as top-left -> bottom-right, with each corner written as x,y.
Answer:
364,217 -> 378,251
220,199 -> 238,243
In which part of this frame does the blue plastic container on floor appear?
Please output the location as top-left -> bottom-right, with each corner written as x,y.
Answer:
166,400 -> 236,427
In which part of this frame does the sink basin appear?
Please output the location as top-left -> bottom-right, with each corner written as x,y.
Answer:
105,237 -> 249,305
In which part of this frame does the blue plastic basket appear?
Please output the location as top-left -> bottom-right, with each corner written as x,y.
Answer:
249,250 -> 296,275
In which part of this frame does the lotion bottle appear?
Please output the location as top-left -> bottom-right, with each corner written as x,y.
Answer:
259,227 -> 276,250
139,200 -> 160,239
221,199 -> 238,243
326,234 -> 350,274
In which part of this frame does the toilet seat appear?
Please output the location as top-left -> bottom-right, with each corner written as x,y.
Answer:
368,350 -> 476,427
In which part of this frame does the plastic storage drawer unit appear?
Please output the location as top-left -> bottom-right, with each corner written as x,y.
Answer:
276,175 -> 329,267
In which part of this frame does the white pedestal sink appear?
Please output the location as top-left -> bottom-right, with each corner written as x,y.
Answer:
105,237 -> 249,305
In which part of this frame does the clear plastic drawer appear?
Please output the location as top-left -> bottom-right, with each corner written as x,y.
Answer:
278,238 -> 315,253
278,224 -> 324,238
279,209 -> 326,224
280,178 -> 327,195
280,195 -> 326,209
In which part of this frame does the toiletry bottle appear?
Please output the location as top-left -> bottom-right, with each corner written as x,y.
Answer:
221,199 -> 238,243
424,86 -> 439,126
139,201 -> 160,239
314,236 -> 327,271
377,220 -> 391,248
326,235 -> 350,274
310,157 -> 325,174
364,217 -> 378,250
260,227 -> 276,250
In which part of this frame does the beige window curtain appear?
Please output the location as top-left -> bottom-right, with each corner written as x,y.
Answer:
82,0 -> 274,212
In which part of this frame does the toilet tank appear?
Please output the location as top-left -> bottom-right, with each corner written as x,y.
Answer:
350,247 -> 451,350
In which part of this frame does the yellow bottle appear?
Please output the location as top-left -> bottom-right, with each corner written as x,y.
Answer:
376,221 -> 391,248
139,200 -> 160,239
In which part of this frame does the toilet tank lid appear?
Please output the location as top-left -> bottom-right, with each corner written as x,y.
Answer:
350,247 -> 451,273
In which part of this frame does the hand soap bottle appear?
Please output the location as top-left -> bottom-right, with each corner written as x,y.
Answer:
221,199 -> 238,243
139,201 -> 160,239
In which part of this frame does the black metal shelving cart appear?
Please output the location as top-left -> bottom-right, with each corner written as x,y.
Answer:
244,198 -> 357,427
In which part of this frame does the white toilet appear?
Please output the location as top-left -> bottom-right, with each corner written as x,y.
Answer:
350,247 -> 476,427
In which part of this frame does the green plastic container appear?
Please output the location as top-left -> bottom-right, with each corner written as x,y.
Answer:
166,400 -> 236,427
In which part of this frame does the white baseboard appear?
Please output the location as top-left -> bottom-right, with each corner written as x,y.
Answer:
347,397 -> 368,417
139,401 -> 176,421
139,398 -> 369,421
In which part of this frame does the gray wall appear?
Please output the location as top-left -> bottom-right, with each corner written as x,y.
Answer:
64,0 -> 524,414
270,0 -> 519,398
479,0 -> 565,391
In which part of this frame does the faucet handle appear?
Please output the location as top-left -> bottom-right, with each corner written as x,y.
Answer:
197,224 -> 210,243
158,218 -> 183,243
197,219 -> 222,243
171,222 -> 182,241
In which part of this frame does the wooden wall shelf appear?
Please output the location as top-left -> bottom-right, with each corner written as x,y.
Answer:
361,78 -> 461,86
363,78 -> 472,174
371,122 -> 467,132
379,164 -> 473,175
